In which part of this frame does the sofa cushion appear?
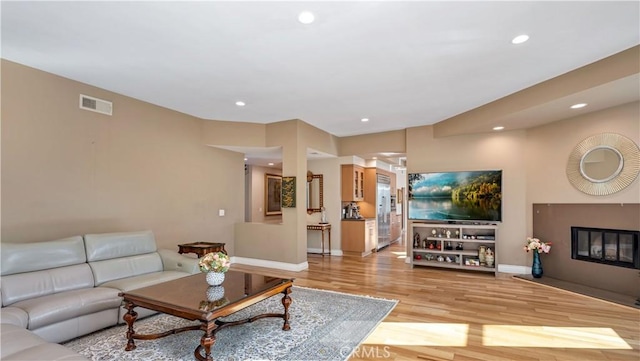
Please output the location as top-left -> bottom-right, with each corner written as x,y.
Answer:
11,287 -> 121,330
0,306 -> 29,328
84,230 -> 157,262
1,324 -> 88,360
89,253 -> 163,286
99,270 -> 190,292
1,264 -> 95,306
1,236 -> 86,276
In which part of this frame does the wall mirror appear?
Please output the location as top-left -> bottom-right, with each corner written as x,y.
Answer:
567,133 -> 640,196
306,172 -> 323,214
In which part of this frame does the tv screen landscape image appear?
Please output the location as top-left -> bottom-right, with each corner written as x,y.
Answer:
408,170 -> 502,223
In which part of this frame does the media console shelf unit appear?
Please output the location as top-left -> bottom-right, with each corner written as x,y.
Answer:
409,222 -> 498,275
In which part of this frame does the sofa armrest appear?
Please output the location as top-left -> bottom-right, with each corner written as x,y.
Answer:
157,249 -> 200,274
1,306 -> 29,328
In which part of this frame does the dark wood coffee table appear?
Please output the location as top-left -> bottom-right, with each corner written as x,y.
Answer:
118,271 -> 293,361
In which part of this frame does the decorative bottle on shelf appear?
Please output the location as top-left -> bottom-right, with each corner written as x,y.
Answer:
485,248 -> 494,267
478,245 -> 487,265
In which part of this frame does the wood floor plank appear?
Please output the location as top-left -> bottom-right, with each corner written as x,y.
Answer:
230,240 -> 640,360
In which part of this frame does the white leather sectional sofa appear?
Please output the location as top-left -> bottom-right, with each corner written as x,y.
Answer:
0,230 -> 200,360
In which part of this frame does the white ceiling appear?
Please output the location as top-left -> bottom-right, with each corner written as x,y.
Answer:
2,1 -> 639,166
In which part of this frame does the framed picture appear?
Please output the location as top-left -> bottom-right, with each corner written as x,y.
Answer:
265,174 -> 282,216
282,176 -> 296,208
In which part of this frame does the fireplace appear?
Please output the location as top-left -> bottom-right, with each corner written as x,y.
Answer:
571,226 -> 640,269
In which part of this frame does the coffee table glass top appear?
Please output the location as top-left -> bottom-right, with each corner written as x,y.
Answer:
121,271 -> 292,319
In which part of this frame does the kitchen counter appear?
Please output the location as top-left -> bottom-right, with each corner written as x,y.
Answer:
342,218 -> 374,221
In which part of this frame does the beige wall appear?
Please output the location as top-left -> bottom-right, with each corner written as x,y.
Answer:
525,102 -> 639,206
339,130 -> 406,156
406,125 -> 529,268
3,59 -> 638,273
1,60 -> 244,253
202,120 -> 266,147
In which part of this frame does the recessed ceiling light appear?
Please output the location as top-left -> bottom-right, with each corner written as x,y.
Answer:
570,103 -> 587,109
235,101 -> 246,107
361,118 -> 369,122
372,157 -> 378,160
244,158 -> 247,161
268,162 -> 274,166
512,34 -> 529,44
493,126 -> 505,131
298,11 -> 315,24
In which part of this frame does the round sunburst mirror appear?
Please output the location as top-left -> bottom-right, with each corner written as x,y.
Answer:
566,133 -> 640,196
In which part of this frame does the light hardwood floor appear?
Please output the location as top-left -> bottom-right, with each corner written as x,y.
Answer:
232,241 -> 640,361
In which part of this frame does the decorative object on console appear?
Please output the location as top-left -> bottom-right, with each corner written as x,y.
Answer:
199,251 -> 231,286
524,237 -> 551,278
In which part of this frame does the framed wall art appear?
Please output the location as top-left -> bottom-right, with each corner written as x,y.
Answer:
282,176 -> 296,208
265,174 -> 282,216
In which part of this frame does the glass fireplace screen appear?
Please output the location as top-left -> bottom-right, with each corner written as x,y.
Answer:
571,226 -> 639,269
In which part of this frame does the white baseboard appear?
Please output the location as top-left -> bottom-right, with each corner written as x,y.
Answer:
306,248 -> 343,256
231,256 -> 309,272
498,264 -> 529,274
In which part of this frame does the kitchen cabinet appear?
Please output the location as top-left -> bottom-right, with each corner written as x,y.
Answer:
341,219 -> 376,257
391,213 -> 401,242
341,165 -> 364,201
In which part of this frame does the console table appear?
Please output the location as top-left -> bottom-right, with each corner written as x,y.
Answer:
307,223 -> 331,256
178,242 -> 227,258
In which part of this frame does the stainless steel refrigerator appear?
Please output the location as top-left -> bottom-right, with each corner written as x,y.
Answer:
376,174 -> 391,250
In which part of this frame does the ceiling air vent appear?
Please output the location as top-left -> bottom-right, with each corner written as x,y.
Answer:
79,94 -> 112,116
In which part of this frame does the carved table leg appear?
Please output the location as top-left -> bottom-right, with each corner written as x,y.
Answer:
281,287 -> 292,331
194,326 -> 216,361
123,301 -> 139,351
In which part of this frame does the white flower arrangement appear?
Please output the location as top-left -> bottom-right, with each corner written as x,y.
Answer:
198,252 -> 231,273
524,237 -> 552,254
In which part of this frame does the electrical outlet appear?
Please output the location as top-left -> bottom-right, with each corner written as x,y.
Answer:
218,209 -> 225,216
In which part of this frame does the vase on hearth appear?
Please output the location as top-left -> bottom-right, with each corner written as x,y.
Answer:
531,251 -> 543,278
206,271 -> 225,286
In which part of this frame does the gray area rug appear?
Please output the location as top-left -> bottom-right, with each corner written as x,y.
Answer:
63,286 -> 397,361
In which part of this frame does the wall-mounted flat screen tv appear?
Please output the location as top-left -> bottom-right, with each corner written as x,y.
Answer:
408,170 -> 502,223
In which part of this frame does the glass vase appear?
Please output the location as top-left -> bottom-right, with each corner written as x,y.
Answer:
531,251 -> 543,278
